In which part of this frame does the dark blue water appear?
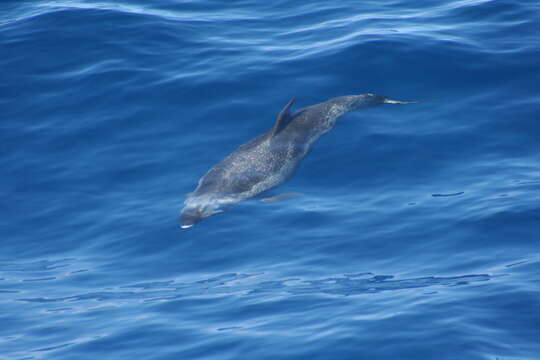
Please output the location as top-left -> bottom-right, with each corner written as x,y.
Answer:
2,1 -> 540,359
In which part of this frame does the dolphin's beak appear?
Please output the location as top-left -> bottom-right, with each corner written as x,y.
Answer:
180,207 -> 202,229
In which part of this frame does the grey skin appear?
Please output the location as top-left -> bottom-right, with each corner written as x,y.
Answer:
180,94 -> 415,228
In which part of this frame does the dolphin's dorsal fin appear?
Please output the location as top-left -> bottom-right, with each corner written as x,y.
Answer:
271,96 -> 296,136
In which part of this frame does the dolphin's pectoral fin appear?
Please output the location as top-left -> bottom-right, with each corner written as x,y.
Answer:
260,192 -> 303,203
271,96 -> 296,136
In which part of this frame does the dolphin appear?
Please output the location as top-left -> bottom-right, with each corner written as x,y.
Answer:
180,94 -> 416,228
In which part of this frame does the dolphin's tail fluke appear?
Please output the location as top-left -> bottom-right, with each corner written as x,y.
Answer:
384,98 -> 422,104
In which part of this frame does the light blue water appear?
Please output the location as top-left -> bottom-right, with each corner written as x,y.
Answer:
1,1 -> 540,359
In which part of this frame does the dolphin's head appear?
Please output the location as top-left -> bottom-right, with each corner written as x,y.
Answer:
179,207 -> 203,229
179,195 -> 223,229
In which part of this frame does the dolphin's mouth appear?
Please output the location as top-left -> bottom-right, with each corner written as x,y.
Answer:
180,224 -> 193,229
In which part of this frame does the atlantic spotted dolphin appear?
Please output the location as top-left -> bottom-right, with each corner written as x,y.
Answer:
180,94 -> 415,228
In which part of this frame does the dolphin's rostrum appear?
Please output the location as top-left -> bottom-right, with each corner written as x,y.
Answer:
180,94 -> 416,228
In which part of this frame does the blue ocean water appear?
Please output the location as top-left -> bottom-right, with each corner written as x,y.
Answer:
2,0 -> 540,359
